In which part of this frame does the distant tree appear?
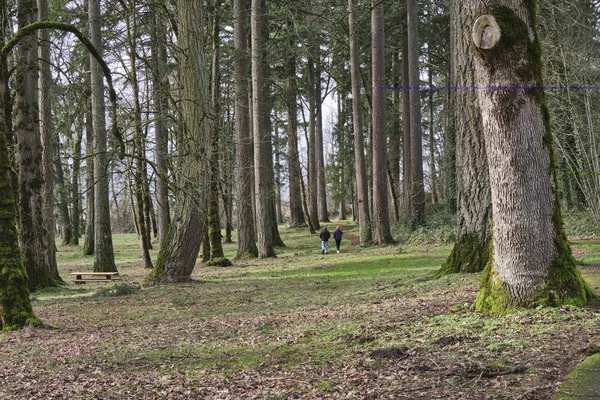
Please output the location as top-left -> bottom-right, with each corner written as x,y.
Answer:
471,3 -> 594,313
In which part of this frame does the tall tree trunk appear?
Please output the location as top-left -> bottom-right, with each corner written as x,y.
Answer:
126,0 -> 153,269
17,0 -> 61,291
143,0 -> 211,285
437,0 -> 491,276
471,3 -> 593,313
233,0 -> 258,259
71,123 -> 82,245
286,21 -> 305,228
82,79 -> 95,255
401,0 -> 411,222
389,45 -> 401,223
307,53 -> 320,230
315,62 -> 328,223
348,0 -> 371,245
207,0 -> 229,264
89,0 -> 117,272
407,0 -> 425,227
371,0 -> 393,244
251,0 -> 276,258
427,46 -> 439,204
0,0 -> 40,329
150,7 -> 171,249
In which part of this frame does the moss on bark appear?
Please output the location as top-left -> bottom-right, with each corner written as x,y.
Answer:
436,233 -> 490,276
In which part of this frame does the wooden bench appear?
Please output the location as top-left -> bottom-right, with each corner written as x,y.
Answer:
68,272 -> 121,284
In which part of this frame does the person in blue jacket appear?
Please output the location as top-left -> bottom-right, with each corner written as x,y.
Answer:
319,226 -> 331,254
333,225 -> 343,254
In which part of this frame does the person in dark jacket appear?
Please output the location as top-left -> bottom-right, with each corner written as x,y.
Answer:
333,225 -> 343,254
319,226 -> 331,254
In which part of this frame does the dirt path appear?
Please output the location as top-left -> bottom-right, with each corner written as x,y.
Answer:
340,225 -> 360,252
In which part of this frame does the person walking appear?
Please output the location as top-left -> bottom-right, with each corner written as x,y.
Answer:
319,226 -> 331,254
333,225 -> 343,254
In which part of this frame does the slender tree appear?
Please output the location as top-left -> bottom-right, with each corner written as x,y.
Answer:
401,0 -> 412,221
471,2 -> 594,313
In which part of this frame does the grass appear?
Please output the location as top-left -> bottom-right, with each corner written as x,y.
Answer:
2,222 -> 600,399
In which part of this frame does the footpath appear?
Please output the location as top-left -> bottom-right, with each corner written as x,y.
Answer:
556,353 -> 600,399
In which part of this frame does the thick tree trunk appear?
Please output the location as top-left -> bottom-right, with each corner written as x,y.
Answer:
251,0 -> 276,258
348,0 -> 371,246
471,3 -> 593,313
143,0 -> 211,285
89,0 -> 117,273
407,0 -> 425,227
82,82 -> 95,255
371,0 -> 393,245
233,0 -> 258,259
389,45 -> 401,223
438,0 -> 491,276
17,0 -> 61,291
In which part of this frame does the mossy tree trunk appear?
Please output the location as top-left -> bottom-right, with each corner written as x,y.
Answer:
16,0 -> 62,291
233,0 -> 258,259
471,3 -> 594,314
143,0 -> 211,285
438,0 -> 492,276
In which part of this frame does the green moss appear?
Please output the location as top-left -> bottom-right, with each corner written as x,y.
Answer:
436,233 -> 490,276
206,257 -> 233,267
235,248 -> 257,260
475,257 -> 518,316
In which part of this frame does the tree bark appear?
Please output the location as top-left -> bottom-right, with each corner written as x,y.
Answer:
407,0 -> 425,227
234,0 -> 258,259
89,0 -> 117,272
371,0 -> 393,245
143,0 -> 211,285
348,0 -> 371,246
438,0 -> 491,276
251,0 -> 276,258
307,52 -> 320,230
471,3 -> 593,313
315,62 -> 328,223
400,0 -> 411,222
82,75 -> 95,255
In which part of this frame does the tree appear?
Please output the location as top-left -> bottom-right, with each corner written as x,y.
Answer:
143,0 -> 211,284
0,0 -> 40,330
471,3 -> 594,314
371,0 -> 393,245
437,0 -> 491,275
234,0 -> 258,259
407,0 -> 425,227
252,0 -> 276,258
89,0 -> 117,273
16,0 -> 62,291
348,0 -> 371,246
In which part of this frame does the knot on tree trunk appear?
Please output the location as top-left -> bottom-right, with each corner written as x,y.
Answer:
472,15 -> 501,50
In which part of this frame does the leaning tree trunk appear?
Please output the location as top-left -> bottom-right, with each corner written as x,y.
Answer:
233,0 -> 258,259
471,2 -> 594,314
89,0 -> 117,273
143,0 -> 211,285
437,0 -> 491,276
371,0 -> 393,245
348,0 -> 371,246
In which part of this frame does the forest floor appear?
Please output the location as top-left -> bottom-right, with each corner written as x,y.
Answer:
1,222 -> 600,399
